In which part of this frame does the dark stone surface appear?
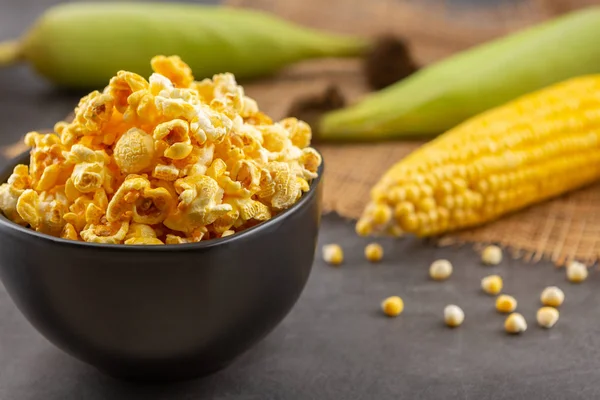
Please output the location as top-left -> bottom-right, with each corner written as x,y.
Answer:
1,1 -> 600,399
2,213 -> 600,399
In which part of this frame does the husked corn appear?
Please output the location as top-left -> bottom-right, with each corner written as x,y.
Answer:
322,244 -> 344,266
537,307 -> 559,328
566,260 -> 588,283
365,243 -> 383,262
495,294 -> 517,313
381,296 -> 404,317
356,76 -> 600,238
540,286 -> 565,307
504,312 -> 527,334
429,259 -> 453,281
481,275 -> 503,295
444,305 -> 465,328
482,245 -> 502,265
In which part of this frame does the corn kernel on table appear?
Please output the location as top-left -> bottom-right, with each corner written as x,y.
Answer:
2,1 -> 600,399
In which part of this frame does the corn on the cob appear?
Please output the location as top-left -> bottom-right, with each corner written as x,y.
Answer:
357,75 -> 600,237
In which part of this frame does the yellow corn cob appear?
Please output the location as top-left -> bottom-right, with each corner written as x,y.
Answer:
357,75 -> 600,238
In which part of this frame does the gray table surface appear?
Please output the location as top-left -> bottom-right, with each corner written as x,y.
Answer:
2,1 -> 600,399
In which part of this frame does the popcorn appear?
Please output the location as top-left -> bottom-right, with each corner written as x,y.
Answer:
189,104 -> 233,144
164,174 -> 232,231
66,145 -> 110,193
80,218 -> 130,244
24,132 -> 68,191
113,128 -> 155,174
105,176 -> 174,225
61,223 -> 78,241
152,164 -> 180,181
64,196 -> 93,232
165,233 -> 192,244
107,71 -> 149,113
125,237 -> 164,245
123,222 -> 164,245
268,163 -> 303,210
16,189 -> 40,229
0,165 -> 31,224
125,223 -> 158,240
36,191 -> 69,236
0,56 -> 321,244
150,55 -> 194,89
153,119 -> 193,160
281,118 -> 311,149
71,91 -> 115,135
131,187 -> 174,225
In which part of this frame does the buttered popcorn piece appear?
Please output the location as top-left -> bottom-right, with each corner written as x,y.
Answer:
113,128 -> 155,174
0,56 -> 321,245
0,165 -> 32,224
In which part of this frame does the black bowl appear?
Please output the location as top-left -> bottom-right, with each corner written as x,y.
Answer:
0,152 -> 323,382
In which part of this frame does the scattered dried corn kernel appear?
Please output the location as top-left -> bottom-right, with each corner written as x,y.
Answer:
566,260 -> 588,283
481,275 -> 503,295
365,243 -> 383,262
322,244 -> 343,266
540,286 -> 565,307
0,56 -> 321,245
481,245 -> 502,265
443,305 -> 465,328
504,312 -> 527,334
495,294 -> 517,313
536,307 -> 559,329
429,259 -> 453,281
381,296 -> 404,317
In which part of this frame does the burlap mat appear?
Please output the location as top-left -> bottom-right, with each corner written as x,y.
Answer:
3,0 -> 599,265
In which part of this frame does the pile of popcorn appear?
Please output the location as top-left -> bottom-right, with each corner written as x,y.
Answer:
0,56 -> 321,245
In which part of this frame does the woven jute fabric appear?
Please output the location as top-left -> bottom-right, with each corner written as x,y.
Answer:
3,0 -> 599,265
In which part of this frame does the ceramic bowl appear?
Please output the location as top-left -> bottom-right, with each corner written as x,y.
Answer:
0,152 -> 323,381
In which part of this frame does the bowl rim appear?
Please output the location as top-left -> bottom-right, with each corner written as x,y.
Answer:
0,150 -> 324,252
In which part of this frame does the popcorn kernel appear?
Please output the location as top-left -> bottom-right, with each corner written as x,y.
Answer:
429,259 -> 453,281
481,275 -> 503,295
322,244 -> 343,266
365,243 -> 383,262
536,307 -> 559,329
482,245 -> 502,265
566,260 -> 588,283
444,305 -> 464,328
540,286 -> 565,307
381,296 -> 404,317
504,312 -> 527,334
495,294 -> 517,313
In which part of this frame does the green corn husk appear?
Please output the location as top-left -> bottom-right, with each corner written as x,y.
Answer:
319,7 -> 600,141
0,2 -> 368,89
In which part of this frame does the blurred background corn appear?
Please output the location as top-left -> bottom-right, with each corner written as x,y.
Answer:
0,2 -> 368,89
357,75 -> 600,238
318,7 -> 600,141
